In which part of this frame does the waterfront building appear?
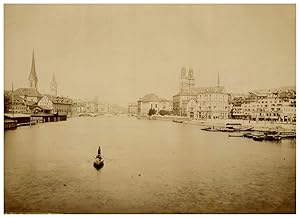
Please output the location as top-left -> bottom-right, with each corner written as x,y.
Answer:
13,88 -> 41,103
173,67 -> 229,119
4,92 -> 27,114
45,95 -> 72,115
186,98 -> 198,119
173,90 -> 198,116
128,103 -> 138,115
231,89 -> 296,122
160,98 -> 173,112
197,90 -> 229,119
229,97 -> 244,119
137,93 -> 172,115
36,96 -> 54,114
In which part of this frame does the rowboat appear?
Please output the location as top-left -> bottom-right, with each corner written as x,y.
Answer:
93,155 -> 104,169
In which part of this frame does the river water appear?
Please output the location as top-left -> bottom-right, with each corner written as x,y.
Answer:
4,116 -> 296,213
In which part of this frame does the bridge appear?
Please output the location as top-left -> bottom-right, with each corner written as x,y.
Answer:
78,113 -> 105,117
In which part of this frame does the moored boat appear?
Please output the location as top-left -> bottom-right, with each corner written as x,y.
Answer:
218,127 -> 235,132
202,126 -> 218,132
253,135 -> 265,141
278,131 -> 296,139
243,133 -> 253,138
228,133 -> 244,137
264,134 -> 282,141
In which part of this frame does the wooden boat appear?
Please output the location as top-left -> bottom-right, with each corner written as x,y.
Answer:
236,126 -> 253,131
252,133 -> 265,141
243,133 -> 253,138
201,126 -> 210,130
253,135 -> 265,141
202,127 -> 218,132
226,123 -> 242,130
218,127 -> 235,132
264,134 -> 282,141
93,155 -> 104,169
278,132 -> 296,139
228,133 -> 244,137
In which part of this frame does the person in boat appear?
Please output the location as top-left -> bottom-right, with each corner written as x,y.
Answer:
96,146 -> 102,159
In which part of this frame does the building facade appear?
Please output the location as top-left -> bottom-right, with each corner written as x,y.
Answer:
128,103 -> 138,115
173,66 -> 229,119
137,93 -> 172,115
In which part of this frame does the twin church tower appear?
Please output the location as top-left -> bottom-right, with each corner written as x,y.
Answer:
179,66 -> 221,92
28,51 -> 57,96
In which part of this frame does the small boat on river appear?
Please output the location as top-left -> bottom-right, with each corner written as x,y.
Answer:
278,131 -> 296,139
94,155 -> 104,169
218,127 -> 235,132
243,133 -> 253,138
202,126 -> 218,132
264,134 -> 282,141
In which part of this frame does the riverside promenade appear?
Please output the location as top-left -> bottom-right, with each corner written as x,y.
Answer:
148,115 -> 296,132
189,119 -> 296,131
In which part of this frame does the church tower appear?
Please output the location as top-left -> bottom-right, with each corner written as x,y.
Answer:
187,68 -> 195,88
179,66 -> 188,91
28,51 -> 38,90
50,73 -> 58,96
179,66 -> 195,92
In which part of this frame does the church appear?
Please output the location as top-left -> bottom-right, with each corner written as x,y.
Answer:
8,51 -> 72,116
173,66 -> 229,119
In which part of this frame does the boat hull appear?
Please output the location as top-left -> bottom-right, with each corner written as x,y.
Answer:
93,158 -> 104,169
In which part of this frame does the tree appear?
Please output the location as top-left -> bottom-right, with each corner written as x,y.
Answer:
158,110 -> 171,116
148,108 -> 156,116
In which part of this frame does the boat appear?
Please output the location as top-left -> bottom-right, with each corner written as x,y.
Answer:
225,123 -> 242,130
93,155 -> 104,169
264,134 -> 282,141
253,135 -> 265,141
228,133 -> 244,137
278,131 -> 296,139
218,127 -> 235,132
202,126 -> 218,132
201,126 -> 211,130
252,133 -> 265,141
243,133 -> 253,138
235,126 -> 253,131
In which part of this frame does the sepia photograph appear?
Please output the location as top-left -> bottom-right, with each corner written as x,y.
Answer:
3,3 -> 296,214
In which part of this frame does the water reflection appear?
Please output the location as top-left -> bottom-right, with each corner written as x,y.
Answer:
4,116 -> 296,213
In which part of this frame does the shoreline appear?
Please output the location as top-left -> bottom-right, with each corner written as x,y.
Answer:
146,115 -> 296,132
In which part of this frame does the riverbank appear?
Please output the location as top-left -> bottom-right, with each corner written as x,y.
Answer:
189,119 -> 296,132
145,115 -> 296,132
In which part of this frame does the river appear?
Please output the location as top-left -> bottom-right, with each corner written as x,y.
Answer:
4,116 -> 296,213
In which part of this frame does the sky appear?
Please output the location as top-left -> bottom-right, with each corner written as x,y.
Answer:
4,4 -> 295,106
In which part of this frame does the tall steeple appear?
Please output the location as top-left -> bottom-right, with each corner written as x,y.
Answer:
50,73 -> 58,96
28,50 -> 38,90
217,72 -> 220,87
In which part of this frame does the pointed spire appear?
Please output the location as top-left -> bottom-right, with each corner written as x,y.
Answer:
28,50 -> 38,89
181,66 -> 187,77
217,72 -> 220,87
31,50 -> 36,75
50,72 -> 58,96
51,72 -> 57,85
188,68 -> 193,78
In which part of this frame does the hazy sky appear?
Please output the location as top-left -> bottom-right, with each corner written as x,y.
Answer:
4,5 -> 295,106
